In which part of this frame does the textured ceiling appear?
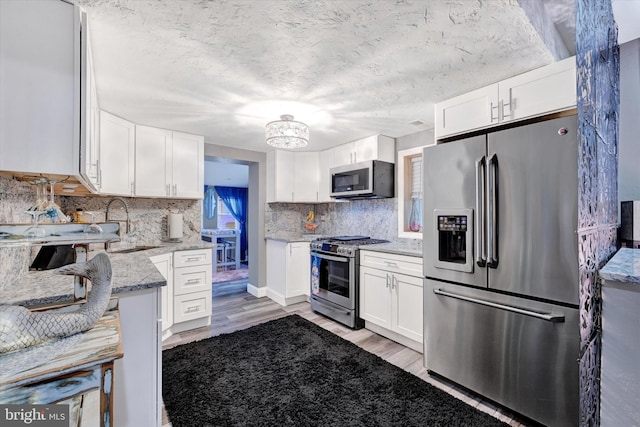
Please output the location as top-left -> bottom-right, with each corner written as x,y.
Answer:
77,0 -> 575,153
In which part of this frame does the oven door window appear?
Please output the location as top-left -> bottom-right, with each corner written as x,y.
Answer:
312,253 -> 354,308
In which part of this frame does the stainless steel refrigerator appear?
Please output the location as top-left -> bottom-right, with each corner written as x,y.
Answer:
423,114 -> 579,427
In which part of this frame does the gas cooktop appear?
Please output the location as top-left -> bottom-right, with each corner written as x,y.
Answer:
314,235 -> 389,245
310,236 -> 389,256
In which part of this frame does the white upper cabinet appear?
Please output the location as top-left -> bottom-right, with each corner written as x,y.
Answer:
498,56 -> 576,123
434,85 -> 499,139
79,12 -> 100,192
332,134 -> 395,167
171,131 -> 204,199
135,127 -> 204,199
267,150 -> 294,202
267,150 -> 320,203
0,0 -> 80,176
99,111 -> 135,196
318,149 -> 334,203
293,152 -> 320,203
135,125 -> 172,197
435,56 -> 576,139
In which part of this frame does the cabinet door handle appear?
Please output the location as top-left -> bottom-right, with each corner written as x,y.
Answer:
385,261 -> 399,268
490,101 -> 499,122
173,184 -> 177,196
391,275 -> 397,290
185,278 -> 200,284
186,257 -> 202,262
185,305 -> 200,313
166,184 -> 170,196
501,88 -> 513,120
386,274 -> 390,288
131,182 -> 134,195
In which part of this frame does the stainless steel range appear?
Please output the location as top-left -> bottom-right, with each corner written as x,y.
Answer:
310,235 -> 388,329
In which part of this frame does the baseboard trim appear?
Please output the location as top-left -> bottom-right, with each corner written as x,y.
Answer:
171,316 -> 212,334
247,283 -> 268,298
364,322 -> 423,353
266,288 -> 307,307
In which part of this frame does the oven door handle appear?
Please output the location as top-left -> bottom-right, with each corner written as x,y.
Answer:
311,296 -> 351,316
312,252 -> 350,263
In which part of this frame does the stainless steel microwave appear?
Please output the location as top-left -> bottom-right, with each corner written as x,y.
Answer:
330,160 -> 394,199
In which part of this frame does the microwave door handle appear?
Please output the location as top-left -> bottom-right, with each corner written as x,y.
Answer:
476,156 -> 486,267
487,154 -> 499,268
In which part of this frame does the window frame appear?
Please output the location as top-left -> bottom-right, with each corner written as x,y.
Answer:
397,145 -> 430,239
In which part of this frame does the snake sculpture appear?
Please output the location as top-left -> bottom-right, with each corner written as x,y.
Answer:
0,252 -> 113,354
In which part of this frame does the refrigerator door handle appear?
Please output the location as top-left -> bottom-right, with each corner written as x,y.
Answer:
487,154 -> 499,268
475,156 -> 486,267
433,288 -> 565,323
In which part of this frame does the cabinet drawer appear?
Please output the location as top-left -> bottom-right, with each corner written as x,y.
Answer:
360,250 -> 423,277
174,265 -> 212,295
173,249 -> 211,267
174,291 -> 211,323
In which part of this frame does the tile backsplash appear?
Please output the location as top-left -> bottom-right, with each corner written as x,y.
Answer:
0,175 -> 201,287
265,198 -> 423,250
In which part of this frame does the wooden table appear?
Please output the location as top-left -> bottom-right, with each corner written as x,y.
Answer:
0,299 -> 123,427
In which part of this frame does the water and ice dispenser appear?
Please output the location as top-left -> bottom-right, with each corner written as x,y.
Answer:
433,209 -> 474,273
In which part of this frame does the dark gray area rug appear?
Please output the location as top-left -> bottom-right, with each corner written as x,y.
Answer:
162,315 -> 508,427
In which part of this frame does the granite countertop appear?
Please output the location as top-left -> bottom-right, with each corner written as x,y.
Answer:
599,248 -> 640,285
266,234 -> 324,243
266,234 -> 423,258
360,242 -> 423,258
1,241 -> 214,308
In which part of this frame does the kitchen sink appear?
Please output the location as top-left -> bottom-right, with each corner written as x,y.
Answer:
107,245 -> 162,254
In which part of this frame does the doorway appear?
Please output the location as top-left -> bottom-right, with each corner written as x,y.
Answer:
202,159 -> 250,284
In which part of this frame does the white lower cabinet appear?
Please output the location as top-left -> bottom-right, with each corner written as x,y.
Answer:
600,277 -> 640,426
151,248 -> 212,339
172,249 -> 212,333
115,287 -> 162,427
359,250 -> 423,352
266,240 -> 310,306
150,253 -> 173,340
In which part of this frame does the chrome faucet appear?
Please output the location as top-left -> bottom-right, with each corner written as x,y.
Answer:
105,197 -> 131,250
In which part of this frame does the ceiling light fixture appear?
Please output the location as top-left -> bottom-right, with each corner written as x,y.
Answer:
265,114 -> 309,149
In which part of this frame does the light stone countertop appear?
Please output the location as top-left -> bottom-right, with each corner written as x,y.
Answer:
1,242 -> 214,307
359,242 -> 423,258
265,234 -> 324,243
599,248 -> 640,285
266,234 -> 423,258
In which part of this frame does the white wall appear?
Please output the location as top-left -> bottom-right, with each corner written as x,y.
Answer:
619,39 -> 640,203
204,161 -> 249,187
203,161 -> 249,229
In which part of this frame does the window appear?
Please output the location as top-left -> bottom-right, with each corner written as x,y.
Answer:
397,146 -> 428,238
217,197 -> 238,229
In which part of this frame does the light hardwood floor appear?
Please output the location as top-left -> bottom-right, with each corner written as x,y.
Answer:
161,280 -> 532,427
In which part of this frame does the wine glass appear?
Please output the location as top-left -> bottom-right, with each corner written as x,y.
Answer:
25,210 -> 47,239
83,211 -> 103,234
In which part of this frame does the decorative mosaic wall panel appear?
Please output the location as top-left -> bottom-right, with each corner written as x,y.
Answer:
575,0 -> 619,425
